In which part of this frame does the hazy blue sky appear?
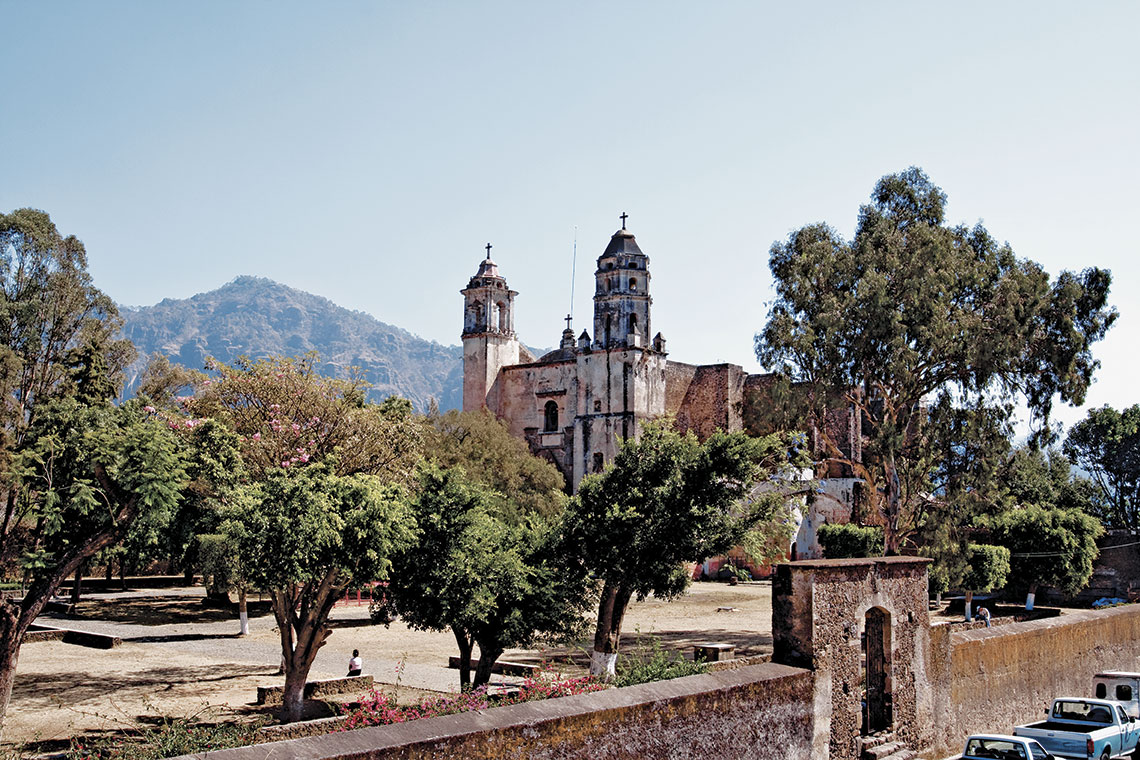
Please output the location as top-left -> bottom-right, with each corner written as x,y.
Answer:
2,2 -> 1136,433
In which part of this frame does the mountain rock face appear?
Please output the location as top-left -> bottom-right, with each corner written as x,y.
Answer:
120,276 -> 463,411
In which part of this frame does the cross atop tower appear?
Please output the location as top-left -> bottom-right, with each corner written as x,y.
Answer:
565,313 -> 572,330
485,242 -> 492,259
620,212 -> 628,230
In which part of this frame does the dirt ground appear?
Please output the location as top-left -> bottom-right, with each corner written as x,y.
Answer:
5,581 -> 774,752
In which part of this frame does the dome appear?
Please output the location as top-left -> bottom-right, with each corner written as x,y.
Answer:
601,228 -> 644,258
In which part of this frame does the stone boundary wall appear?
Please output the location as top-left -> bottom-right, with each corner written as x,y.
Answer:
171,663 -> 815,760
930,603 -> 1140,758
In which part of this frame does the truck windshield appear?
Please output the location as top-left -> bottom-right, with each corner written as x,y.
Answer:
1052,701 -> 1113,724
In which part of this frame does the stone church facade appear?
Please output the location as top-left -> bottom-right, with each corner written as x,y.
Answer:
461,220 -> 861,557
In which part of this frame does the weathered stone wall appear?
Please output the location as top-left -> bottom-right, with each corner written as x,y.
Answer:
665,363 -> 745,439
172,664 -> 816,760
930,603 -> 1140,758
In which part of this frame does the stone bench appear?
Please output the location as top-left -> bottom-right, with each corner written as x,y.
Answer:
24,625 -> 120,648
448,657 -> 538,677
693,642 -> 736,662
256,674 -> 374,705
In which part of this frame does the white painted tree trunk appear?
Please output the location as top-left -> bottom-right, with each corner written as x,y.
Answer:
1025,591 -> 1035,611
238,588 -> 250,636
589,650 -> 617,679
964,590 -> 974,622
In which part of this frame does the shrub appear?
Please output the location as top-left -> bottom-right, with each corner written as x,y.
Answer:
67,716 -> 263,760
613,638 -> 708,687
817,523 -> 883,558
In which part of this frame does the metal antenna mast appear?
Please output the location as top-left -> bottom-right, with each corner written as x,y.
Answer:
568,226 -> 578,326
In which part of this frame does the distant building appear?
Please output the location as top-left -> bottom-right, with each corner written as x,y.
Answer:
460,218 -> 861,559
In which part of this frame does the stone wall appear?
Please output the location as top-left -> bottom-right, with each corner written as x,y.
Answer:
929,603 -> 1140,758
172,663 -> 816,760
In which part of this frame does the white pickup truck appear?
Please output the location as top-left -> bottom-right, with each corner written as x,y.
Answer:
1095,672 -> 1140,718
1013,698 -> 1140,759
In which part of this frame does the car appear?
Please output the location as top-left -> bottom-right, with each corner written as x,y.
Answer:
960,733 -> 1055,760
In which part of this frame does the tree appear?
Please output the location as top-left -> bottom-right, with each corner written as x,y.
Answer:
959,544 -> 1010,621
757,168 -> 1116,553
982,505 -> 1102,609
382,464 -> 592,689
1064,405 -> 1140,532
224,465 -> 415,721
181,355 -> 423,721
563,422 -> 804,678
423,408 -> 567,517
0,209 -> 183,732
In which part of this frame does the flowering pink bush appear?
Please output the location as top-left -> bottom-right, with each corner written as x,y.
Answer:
338,671 -> 606,731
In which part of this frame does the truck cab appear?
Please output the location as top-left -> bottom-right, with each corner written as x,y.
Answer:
1095,672 -> 1140,718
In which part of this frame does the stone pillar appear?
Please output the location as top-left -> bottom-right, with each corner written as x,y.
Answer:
772,557 -> 934,760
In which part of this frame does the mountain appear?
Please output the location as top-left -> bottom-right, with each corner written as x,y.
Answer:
120,276 -> 464,411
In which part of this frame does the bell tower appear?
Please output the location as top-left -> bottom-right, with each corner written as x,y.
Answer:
461,244 -> 519,411
593,213 -> 652,350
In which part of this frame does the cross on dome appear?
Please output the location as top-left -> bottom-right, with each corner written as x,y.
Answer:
620,212 -> 628,230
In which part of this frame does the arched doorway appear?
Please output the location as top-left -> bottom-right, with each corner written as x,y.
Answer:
863,606 -> 893,734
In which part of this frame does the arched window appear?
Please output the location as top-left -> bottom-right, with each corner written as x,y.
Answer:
497,301 -> 508,332
604,315 -> 612,346
630,277 -> 638,292
543,400 -> 559,432
629,314 -> 638,335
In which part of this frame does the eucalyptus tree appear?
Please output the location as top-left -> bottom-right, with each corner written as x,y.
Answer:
756,168 -> 1116,553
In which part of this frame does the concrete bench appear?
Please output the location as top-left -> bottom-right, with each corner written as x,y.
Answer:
693,642 -> 736,662
448,657 -> 538,677
256,674 -> 374,705
24,625 -> 120,649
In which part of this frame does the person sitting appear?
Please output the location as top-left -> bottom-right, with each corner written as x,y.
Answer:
347,649 -> 363,677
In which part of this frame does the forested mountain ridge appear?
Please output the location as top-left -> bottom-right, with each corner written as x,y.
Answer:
120,276 -> 464,411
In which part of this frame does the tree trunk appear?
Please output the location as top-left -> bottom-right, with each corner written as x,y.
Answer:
881,453 -> 902,554
1026,581 -> 1038,611
105,561 -> 112,583
474,644 -> 503,689
964,590 -> 974,622
183,564 -> 194,585
281,662 -> 309,723
453,628 -> 474,691
238,588 -> 249,636
119,560 -> 126,592
0,601 -> 24,739
70,566 -> 82,607
590,582 -> 633,679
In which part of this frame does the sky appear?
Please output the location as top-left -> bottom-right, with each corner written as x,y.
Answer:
2,2 -> 1137,436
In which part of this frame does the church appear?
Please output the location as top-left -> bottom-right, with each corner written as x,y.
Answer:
460,217 -> 861,557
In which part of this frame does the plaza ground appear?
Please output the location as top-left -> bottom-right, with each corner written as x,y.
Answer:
5,580 -> 774,750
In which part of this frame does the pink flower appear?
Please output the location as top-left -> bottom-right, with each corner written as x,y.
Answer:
252,433 -> 261,441
281,460 -> 291,468
143,405 -> 156,413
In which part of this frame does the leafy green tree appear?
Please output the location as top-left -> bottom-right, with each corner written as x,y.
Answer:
0,209 -> 184,731
1064,405 -> 1140,531
960,543 -> 1010,621
982,505 -> 1103,609
756,168 -> 1116,553
817,523 -> 884,558
382,464 -> 592,689
423,408 -> 567,518
180,355 -> 423,721
563,423 -> 803,678
223,465 -> 415,721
